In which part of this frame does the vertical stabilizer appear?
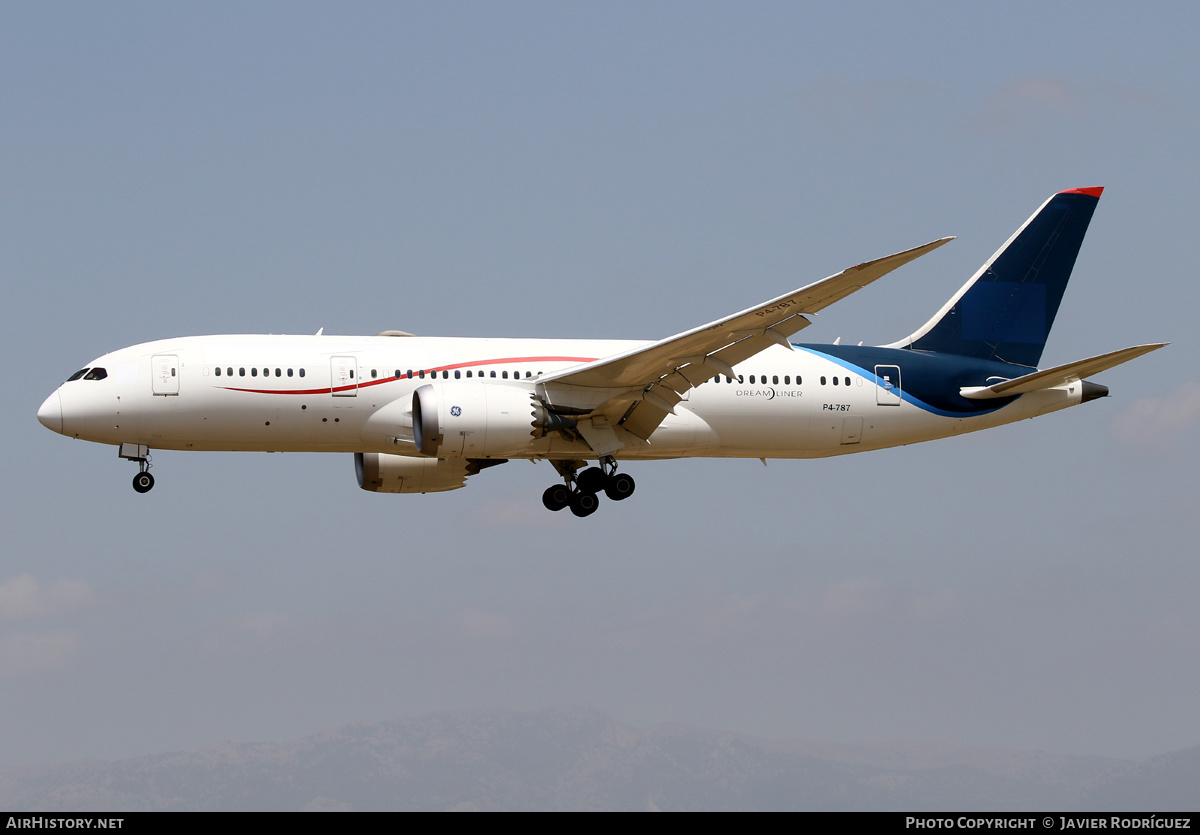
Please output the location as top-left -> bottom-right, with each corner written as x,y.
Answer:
886,188 -> 1103,368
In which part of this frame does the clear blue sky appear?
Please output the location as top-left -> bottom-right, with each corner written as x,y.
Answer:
2,2 -> 1197,765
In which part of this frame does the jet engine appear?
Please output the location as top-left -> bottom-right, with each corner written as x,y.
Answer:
411,383 -> 574,458
355,452 -> 479,493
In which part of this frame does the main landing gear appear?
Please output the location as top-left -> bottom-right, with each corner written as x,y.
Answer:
542,457 -> 635,518
119,443 -> 155,493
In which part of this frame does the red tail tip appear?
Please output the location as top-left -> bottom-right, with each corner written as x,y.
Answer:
1060,186 -> 1104,198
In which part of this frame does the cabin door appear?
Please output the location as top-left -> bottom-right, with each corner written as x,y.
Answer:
874,365 -> 901,406
331,356 -> 358,396
151,354 -> 179,396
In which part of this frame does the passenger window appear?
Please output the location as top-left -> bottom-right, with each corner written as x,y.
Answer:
845,377 -> 850,386
252,368 -> 258,377
287,368 -> 293,377
442,370 -> 449,379
299,368 -> 305,378
371,369 -> 377,379
418,370 -> 425,378
784,376 -> 790,385
240,368 -> 246,377
227,368 -> 233,377
275,368 -> 281,377
215,367 -> 221,376
490,371 -> 496,378
455,370 -> 461,379
502,371 -> 509,379
833,376 -> 839,385
820,376 -> 826,385
749,375 -> 756,384
773,376 -> 779,385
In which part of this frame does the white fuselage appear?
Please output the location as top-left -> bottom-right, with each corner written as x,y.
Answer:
40,333 -> 1083,462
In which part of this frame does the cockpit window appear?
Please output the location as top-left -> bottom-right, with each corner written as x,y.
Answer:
83,368 -> 107,381
66,368 -> 89,382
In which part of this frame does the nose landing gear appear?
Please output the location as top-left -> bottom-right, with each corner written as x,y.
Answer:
132,469 -> 155,493
119,443 -> 155,493
543,457 -> 634,517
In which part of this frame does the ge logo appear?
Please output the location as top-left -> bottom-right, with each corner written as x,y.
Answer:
450,406 -> 462,417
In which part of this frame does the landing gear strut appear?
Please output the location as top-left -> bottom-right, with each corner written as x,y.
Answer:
542,457 -> 634,517
119,443 -> 155,493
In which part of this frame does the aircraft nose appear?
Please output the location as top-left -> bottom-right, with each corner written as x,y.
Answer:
38,390 -> 63,434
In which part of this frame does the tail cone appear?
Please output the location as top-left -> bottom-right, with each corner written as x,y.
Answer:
1081,381 -> 1109,403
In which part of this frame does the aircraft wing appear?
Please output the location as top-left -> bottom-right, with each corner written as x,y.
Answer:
539,237 -> 953,440
959,343 -> 1169,400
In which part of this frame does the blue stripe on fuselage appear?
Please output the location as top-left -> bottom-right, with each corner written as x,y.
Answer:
795,344 -> 1028,417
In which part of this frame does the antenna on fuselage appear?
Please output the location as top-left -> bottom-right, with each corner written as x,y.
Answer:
315,327 -> 324,336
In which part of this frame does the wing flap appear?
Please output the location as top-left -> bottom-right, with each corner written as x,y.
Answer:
617,400 -> 670,440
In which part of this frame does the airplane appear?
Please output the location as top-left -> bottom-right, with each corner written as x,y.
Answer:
37,187 -> 1165,517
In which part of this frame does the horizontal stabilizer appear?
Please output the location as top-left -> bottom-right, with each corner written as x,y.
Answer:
959,343 -> 1168,400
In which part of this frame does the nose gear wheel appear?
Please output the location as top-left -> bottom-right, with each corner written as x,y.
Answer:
119,445 -> 156,493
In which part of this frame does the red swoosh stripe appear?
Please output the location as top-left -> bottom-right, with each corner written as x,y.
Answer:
217,355 -> 597,395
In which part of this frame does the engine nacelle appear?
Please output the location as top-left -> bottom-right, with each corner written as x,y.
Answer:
412,383 -> 554,459
355,452 -> 474,493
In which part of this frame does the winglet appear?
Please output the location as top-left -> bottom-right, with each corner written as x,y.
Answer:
1060,186 -> 1104,198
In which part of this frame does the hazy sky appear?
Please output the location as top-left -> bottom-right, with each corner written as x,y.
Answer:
3,2 -> 1197,766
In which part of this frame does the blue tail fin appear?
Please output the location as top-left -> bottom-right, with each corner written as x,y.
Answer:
890,188 -> 1103,368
